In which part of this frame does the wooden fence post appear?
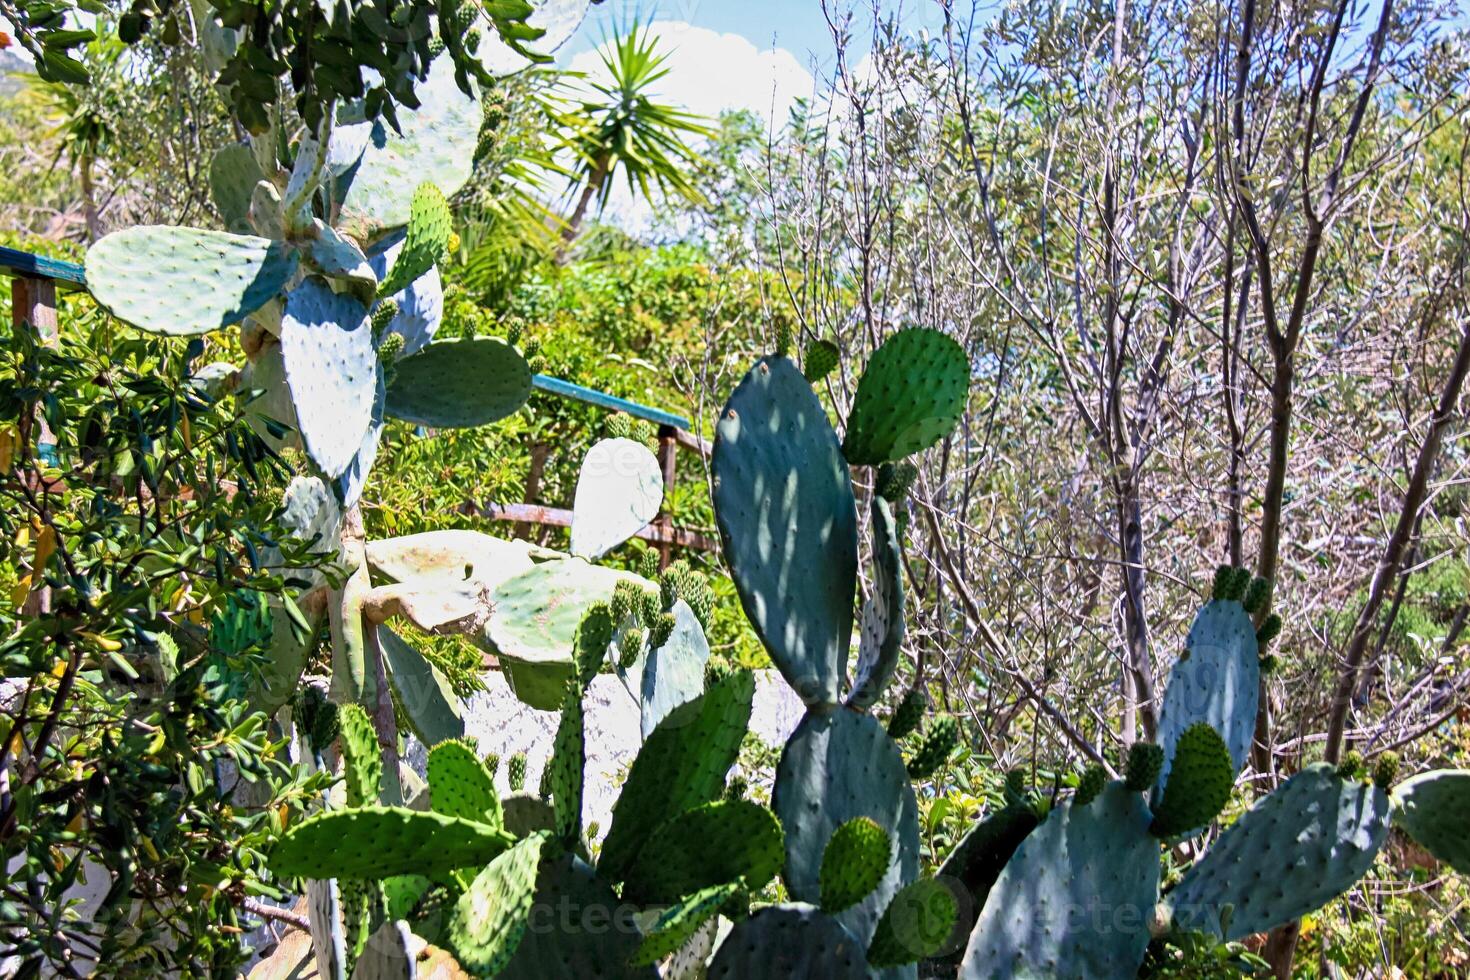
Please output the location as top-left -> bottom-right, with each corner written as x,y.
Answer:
655,424 -> 678,570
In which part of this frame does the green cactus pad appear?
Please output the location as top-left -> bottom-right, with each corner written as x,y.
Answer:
868,878 -> 961,967
803,338 -> 840,383
366,529 -> 545,588
848,496 -> 906,708
427,738 -> 501,828
1150,722 -> 1234,838
241,340 -> 301,453
637,599 -> 711,739
307,221 -> 377,290
959,782 -> 1160,979
886,687 -> 926,740
336,57 -> 483,242
349,919 -> 414,980
279,279 -> 379,478
86,226 -> 298,336
1124,741 -> 1165,792
548,683 -> 585,845
368,234 -> 442,357
379,627 -> 465,747
574,602 -> 615,687
384,338 -> 531,428
773,708 -> 919,948
502,658 -> 579,712
936,802 -> 1039,918
377,183 -> 452,299
907,714 -> 960,779
209,142 -> 264,234
495,852 -> 657,979
620,798 -> 784,906
1155,599 -> 1260,792
448,831 -> 549,975
821,817 -> 893,913
841,328 -> 969,465
338,703 -> 382,807
711,355 -> 858,705
570,437 -> 665,560
707,903 -> 870,979
629,880 -> 743,968
1391,769 -> 1470,874
336,371 -> 385,509
484,558 -> 651,668
1166,763 -> 1390,940
271,806 -> 515,880
599,670 -> 756,884
501,792 -> 554,837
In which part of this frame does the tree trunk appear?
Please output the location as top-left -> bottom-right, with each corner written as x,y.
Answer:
556,155 -> 612,262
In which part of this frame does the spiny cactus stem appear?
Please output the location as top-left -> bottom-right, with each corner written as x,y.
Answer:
345,504 -> 402,802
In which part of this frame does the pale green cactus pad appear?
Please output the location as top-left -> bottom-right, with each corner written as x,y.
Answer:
208,142 -> 264,234
379,626 -> 465,747
336,57 -> 483,242
308,220 -> 378,290
377,183 -> 451,299
960,782 -> 1160,979
336,370 -> 385,510
636,599 -> 711,738
271,806 -> 515,880
773,709 -> 919,949
707,903 -> 870,979
86,226 -> 298,336
279,279 -> 379,477
1165,763 -> 1390,940
240,340 -> 301,454
848,495 -> 906,708
269,474 -> 342,591
620,798 -> 784,905
483,558 -> 651,667
841,327 -> 969,465
384,338 -> 531,428
448,831 -> 549,976
367,235 -> 442,357
711,355 -> 858,705
366,529 -> 542,591
569,437 -> 665,560
1391,769 -> 1470,874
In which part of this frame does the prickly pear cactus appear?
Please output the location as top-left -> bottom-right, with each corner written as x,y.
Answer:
1154,598 -> 1260,791
1391,769 -> 1470,873
867,878 -> 961,968
841,327 -> 969,466
959,782 -> 1161,979
209,142 -> 264,234
384,338 -> 531,428
377,184 -> 452,300
936,802 -> 1039,918
569,437 -> 665,560
350,919 -> 416,980
635,599 -> 711,738
803,338 -> 840,383
1164,763 -> 1390,940
630,881 -> 741,968
426,738 -> 501,827
820,817 -> 892,913
711,355 -> 858,705
848,495 -> 906,709
367,234 -> 442,357
271,807 -> 515,880
773,709 -> 919,951
308,877 -> 350,980
378,627 -> 465,747
707,903 -> 870,979
447,831 -> 549,975
86,226 -> 299,336
366,529 -> 542,590
1149,721 -> 1234,838
620,798 -> 783,905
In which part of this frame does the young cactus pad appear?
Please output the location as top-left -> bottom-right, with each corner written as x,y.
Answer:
367,234 -> 442,358
959,782 -> 1161,979
629,880 -> 743,967
86,226 -> 299,336
383,337 -> 531,428
278,278 -> 380,477
619,798 -> 784,905
867,878 -> 961,967
270,806 -> 515,880
569,437 -> 665,560
448,831 -> 549,975
820,817 -> 893,913
636,599 -> 711,738
711,355 -> 858,705
1149,722 -> 1234,838
426,738 -> 502,827
841,327 -> 969,466
848,495 -> 906,709
707,903 -> 870,980
376,183 -> 452,300
1164,763 -> 1390,940
773,709 -> 919,948
378,626 -> 465,747
1390,769 -> 1470,874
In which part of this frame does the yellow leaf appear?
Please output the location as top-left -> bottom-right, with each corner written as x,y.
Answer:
11,575 -> 31,609
6,727 -> 21,757
78,631 -> 122,652
140,835 -> 161,863
32,525 -> 56,580
0,426 -> 15,471
64,811 -> 83,835
49,659 -> 66,679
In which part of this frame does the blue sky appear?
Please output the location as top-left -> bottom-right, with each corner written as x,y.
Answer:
562,1 -> 839,65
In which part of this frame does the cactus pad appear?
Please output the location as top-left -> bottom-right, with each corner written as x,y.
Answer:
848,496 -> 906,708
209,142 -> 264,234
707,903 -> 870,979
368,235 -> 442,357
959,782 -> 1160,979
271,807 -> 516,880
711,355 -> 858,705
630,880 -> 741,968
384,338 -> 531,428
821,817 -> 893,913
569,437 -> 665,559
338,703 -> 382,807
484,558 -> 649,668
379,627 -> 465,747
279,278 -> 379,477
307,221 -> 378,290
307,877 -> 348,980
377,184 -> 451,299
548,683 -> 585,845
841,328 -> 969,465
867,878 -> 961,967
1391,769 -> 1470,874
336,58 -> 482,241
936,802 -> 1040,916
367,530 -> 544,589
1166,763 -> 1390,939
427,738 -> 501,827
773,708 -> 919,947
887,687 -> 926,740
448,831 -> 549,975
599,670 -> 756,884
1150,722 -> 1234,838
1155,599 -> 1260,791
803,338 -> 840,383
241,340 -> 301,453
637,599 -> 711,738
620,798 -> 784,906
86,226 -> 298,336
349,919 -> 415,980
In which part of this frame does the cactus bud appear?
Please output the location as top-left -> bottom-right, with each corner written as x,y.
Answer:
507,752 -> 527,792
803,338 -> 839,383
637,548 -> 660,581
619,627 -> 644,668
1256,613 -> 1282,647
1259,653 -> 1280,675
1230,567 -> 1251,601
427,36 -> 445,58
1124,742 -> 1164,792
895,507 -> 910,541
371,300 -> 399,338
820,817 -> 892,913
906,714 -> 960,780
1003,769 -> 1028,808
1336,751 -> 1365,781
887,686 -> 927,740
775,321 -> 793,358
574,601 -> 614,686
1075,764 -> 1107,806
724,775 -> 748,801
1371,752 -> 1399,790
648,612 -> 676,649
1211,565 -> 1234,600
876,461 -> 919,503
484,752 -> 500,777
585,820 -> 599,841
377,330 -> 405,365
1242,577 -> 1270,615
704,655 -> 735,690
610,580 -> 640,624
606,413 -> 632,439
638,588 -> 662,628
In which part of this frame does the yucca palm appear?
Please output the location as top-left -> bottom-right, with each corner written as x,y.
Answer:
557,23 -> 712,250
